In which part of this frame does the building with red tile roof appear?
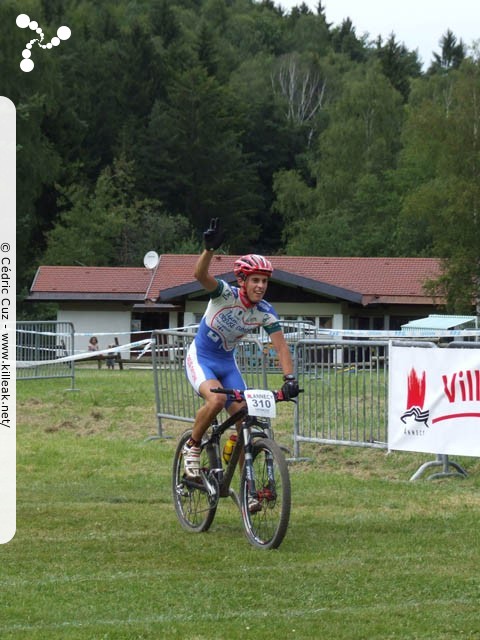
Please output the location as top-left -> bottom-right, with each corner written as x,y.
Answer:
28,255 -> 445,350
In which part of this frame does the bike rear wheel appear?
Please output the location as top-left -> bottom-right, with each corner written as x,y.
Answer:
172,431 -> 218,532
240,438 -> 291,549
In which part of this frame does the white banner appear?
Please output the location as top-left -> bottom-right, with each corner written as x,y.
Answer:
389,346 -> 480,456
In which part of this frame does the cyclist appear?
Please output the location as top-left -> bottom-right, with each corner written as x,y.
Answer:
183,218 -> 299,498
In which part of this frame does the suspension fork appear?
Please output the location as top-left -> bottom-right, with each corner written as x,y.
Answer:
242,421 -> 258,497
255,418 -> 276,484
265,448 -> 276,486
251,417 -> 277,483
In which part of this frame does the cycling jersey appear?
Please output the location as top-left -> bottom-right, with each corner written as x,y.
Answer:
195,279 -> 281,354
186,279 -> 281,397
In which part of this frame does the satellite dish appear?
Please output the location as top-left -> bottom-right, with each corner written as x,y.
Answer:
143,250 -> 159,270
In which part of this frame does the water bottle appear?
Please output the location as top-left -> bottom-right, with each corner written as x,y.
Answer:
222,433 -> 237,464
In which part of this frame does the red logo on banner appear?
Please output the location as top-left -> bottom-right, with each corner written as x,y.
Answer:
400,368 -> 430,427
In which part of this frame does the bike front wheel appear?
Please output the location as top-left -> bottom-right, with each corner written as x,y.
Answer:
240,438 -> 291,549
172,430 -> 218,533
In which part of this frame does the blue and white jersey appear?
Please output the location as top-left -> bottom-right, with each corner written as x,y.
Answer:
195,279 -> 281,355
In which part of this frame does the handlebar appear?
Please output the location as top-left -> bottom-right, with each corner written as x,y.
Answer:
210,387 -> 303,402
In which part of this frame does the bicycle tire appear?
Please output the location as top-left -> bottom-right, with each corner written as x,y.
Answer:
172,430 -> 218,533
240,438 -> 291,549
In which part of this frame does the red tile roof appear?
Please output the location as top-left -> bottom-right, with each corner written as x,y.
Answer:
29,255 -> 443,306
30,266 -> 150,300
148,255 -> 442,304
33,265 -> 151,293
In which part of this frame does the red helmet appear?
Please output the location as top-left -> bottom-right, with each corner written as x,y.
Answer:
234,254 -> 273,279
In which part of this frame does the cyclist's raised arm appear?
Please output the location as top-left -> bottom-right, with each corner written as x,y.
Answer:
194,249 -> 218,292
194,218 -> 225,291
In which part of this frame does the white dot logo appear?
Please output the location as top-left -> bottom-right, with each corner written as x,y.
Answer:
16,14 -> 71,72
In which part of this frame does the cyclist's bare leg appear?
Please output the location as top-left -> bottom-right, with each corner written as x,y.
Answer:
190,379 -> 227,443
229,407 -> 246,465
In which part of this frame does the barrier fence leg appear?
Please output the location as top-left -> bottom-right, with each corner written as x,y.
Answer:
410,454 -> 468,481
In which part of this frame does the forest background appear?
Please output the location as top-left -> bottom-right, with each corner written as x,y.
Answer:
2,0 -> 479,317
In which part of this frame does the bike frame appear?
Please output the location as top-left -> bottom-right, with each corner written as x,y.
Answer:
197,406 -> 271,503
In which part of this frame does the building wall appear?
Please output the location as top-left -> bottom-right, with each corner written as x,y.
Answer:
57,305 -> 132,355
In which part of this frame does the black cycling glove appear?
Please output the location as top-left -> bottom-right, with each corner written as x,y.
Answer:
204,218 -> 224,251
281,375 -> 299,400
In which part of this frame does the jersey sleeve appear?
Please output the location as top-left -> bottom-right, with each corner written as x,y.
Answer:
209,278 -> 224,299
257,299 -> 281,335
264,321 -> 281,335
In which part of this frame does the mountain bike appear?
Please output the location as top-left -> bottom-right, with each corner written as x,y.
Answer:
172,387 -> 297,549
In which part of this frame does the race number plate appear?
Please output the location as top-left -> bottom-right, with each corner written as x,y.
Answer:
244,389 -> 276,418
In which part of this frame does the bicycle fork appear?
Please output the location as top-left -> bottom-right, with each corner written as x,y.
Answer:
242,423 -> 260,500
243,427 -> 278,503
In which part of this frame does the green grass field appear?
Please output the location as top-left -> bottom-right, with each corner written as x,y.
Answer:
5,368 -> 480,639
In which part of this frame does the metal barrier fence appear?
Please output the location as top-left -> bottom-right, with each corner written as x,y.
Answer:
292,339 -> 444,458
151,329 -> 268,437
16,321 -> 75,388
293,338 -> 476,480
151,332 -> 436,451
150,330 -> 478,479
293,339 -> 390,457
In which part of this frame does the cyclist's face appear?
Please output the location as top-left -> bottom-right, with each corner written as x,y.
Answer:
244,274 -> 269,303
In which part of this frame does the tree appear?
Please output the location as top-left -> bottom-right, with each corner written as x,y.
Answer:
195,20 -> 219,76
44,155 -> 199,266
150,0 -> 181,47
271,52 -> 327,144
228,53 -> 294,251
429,30 -> 466,74
283,5 -> 331,55
375,34 -> 422,101
397,61 -> 480,312
0,1 -> 66,294
135,66 -> 263,251
274,62 -> 404,256
331,18 -> 368,63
